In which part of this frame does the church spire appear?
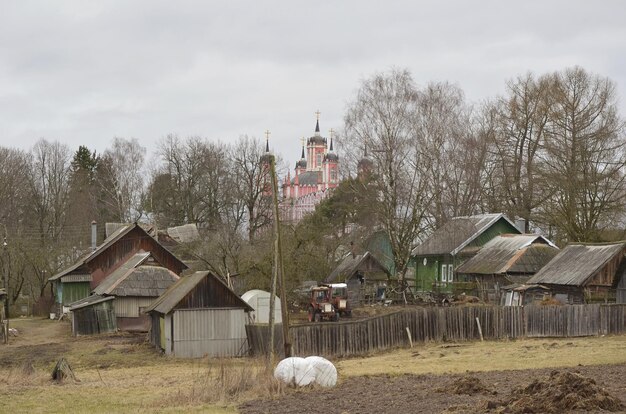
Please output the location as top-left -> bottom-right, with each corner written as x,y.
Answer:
264,129 -> 270,152
329,128 -> 335,151
315,110 -> 321,136
300,137 -> 305,159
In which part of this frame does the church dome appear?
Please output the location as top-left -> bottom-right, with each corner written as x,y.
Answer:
296,158 -> 307,168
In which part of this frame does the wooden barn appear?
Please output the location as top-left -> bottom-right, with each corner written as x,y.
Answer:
145,271 -> 253,358
49,222 -> 187,314
527,242 -> 626,304
455,234 -> 559,303
410,213 -> 521,294
325,251 -> 391,304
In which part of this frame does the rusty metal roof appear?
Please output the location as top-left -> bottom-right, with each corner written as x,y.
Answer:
456,234 -> 558,275
411,213 -> 519,257
527,242 -> 626,286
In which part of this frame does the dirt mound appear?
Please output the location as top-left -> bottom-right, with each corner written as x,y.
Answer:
484,370 -> 624,413
450,376 -> 492,395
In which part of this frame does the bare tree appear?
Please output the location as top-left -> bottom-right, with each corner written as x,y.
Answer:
344,68 -> 431,279
484,74 -> 551,232
539,67 -> 626,242
229,135 -> 272,241
416,82 -> 484,227
99,137 -> 146,222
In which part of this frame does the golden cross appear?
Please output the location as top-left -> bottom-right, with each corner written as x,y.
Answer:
264,130 -> 271,140
329,128 -> 335,138
315,110 -> 321,120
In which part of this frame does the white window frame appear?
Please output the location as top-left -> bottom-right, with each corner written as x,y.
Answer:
441,264 -> 447,283
447,264 -> 454,282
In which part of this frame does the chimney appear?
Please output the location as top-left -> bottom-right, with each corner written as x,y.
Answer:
515,218 -> 526,234
350,241 -> 356,259
91,221 -> 97,251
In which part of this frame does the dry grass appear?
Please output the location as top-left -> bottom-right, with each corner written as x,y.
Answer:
2,318 -> 626,413
337,335 -> 626,377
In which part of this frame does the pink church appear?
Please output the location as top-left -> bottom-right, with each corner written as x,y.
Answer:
280,117 -> 339,222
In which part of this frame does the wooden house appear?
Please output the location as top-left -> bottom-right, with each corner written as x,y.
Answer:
410,213 -> 521,294
145,271 -> 253,358
49,223 -> 187,313
455,234 -> 558,303
68,251 -> 180,333
325,251 -> 391,304
527,242 -> 626,304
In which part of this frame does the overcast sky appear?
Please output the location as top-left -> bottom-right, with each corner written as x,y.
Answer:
1,1 -> 625,167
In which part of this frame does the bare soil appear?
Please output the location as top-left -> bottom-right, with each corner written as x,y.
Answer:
239,364 -> 626,414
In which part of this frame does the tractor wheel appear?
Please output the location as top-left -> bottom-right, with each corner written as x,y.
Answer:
313,312 -> 322,323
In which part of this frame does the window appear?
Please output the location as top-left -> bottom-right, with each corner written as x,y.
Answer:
447,264 -> 454,282
441,265 -> 447,283
316,153 -> 322,167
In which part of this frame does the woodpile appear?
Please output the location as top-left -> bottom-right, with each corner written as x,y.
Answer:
51,358 -> 77,383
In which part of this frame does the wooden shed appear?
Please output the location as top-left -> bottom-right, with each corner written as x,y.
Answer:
145,271 -> 253,358
325,251 -> 391,305
68,295 -> 116,335
527,242 -> 626,304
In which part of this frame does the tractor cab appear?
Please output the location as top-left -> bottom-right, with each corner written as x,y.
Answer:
308,285 -> 338,322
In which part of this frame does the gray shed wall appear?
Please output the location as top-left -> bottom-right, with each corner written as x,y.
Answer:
172,308 -> 249,358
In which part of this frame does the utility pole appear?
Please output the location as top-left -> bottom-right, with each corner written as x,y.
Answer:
2,234 -> 8,321
265,132 -> 291,370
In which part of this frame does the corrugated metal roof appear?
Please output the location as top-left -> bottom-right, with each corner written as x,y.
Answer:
94,251 -> 179,297
93,252 -> 151,295
527,242 -> 626,286
145,271 -> 253,314
68,294 -> 114,311
411,213 -> 520,257
456,234 -> 558,275
325,251 -> 391,283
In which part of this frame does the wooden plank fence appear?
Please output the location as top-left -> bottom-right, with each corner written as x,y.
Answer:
246,304 -> 626,358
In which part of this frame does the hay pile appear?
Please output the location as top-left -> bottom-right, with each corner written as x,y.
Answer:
484,371 -> 624,413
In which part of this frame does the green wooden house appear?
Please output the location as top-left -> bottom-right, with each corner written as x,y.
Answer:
410,213 -> 521,294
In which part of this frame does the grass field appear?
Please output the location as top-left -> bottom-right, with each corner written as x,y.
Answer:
1,317 -> 625,413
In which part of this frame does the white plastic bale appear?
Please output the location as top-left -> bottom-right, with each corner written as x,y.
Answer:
305,356 -> 338,387
274,357 -> 316,386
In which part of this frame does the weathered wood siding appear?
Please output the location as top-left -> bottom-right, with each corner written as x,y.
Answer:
89,226 -> 186,288
71,301 -> 117,336
171,308 -> 249,358
247,304 -> 626,358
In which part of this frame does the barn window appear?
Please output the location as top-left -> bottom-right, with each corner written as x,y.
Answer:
441,265 -> 447,283
448,264 -> 454,282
